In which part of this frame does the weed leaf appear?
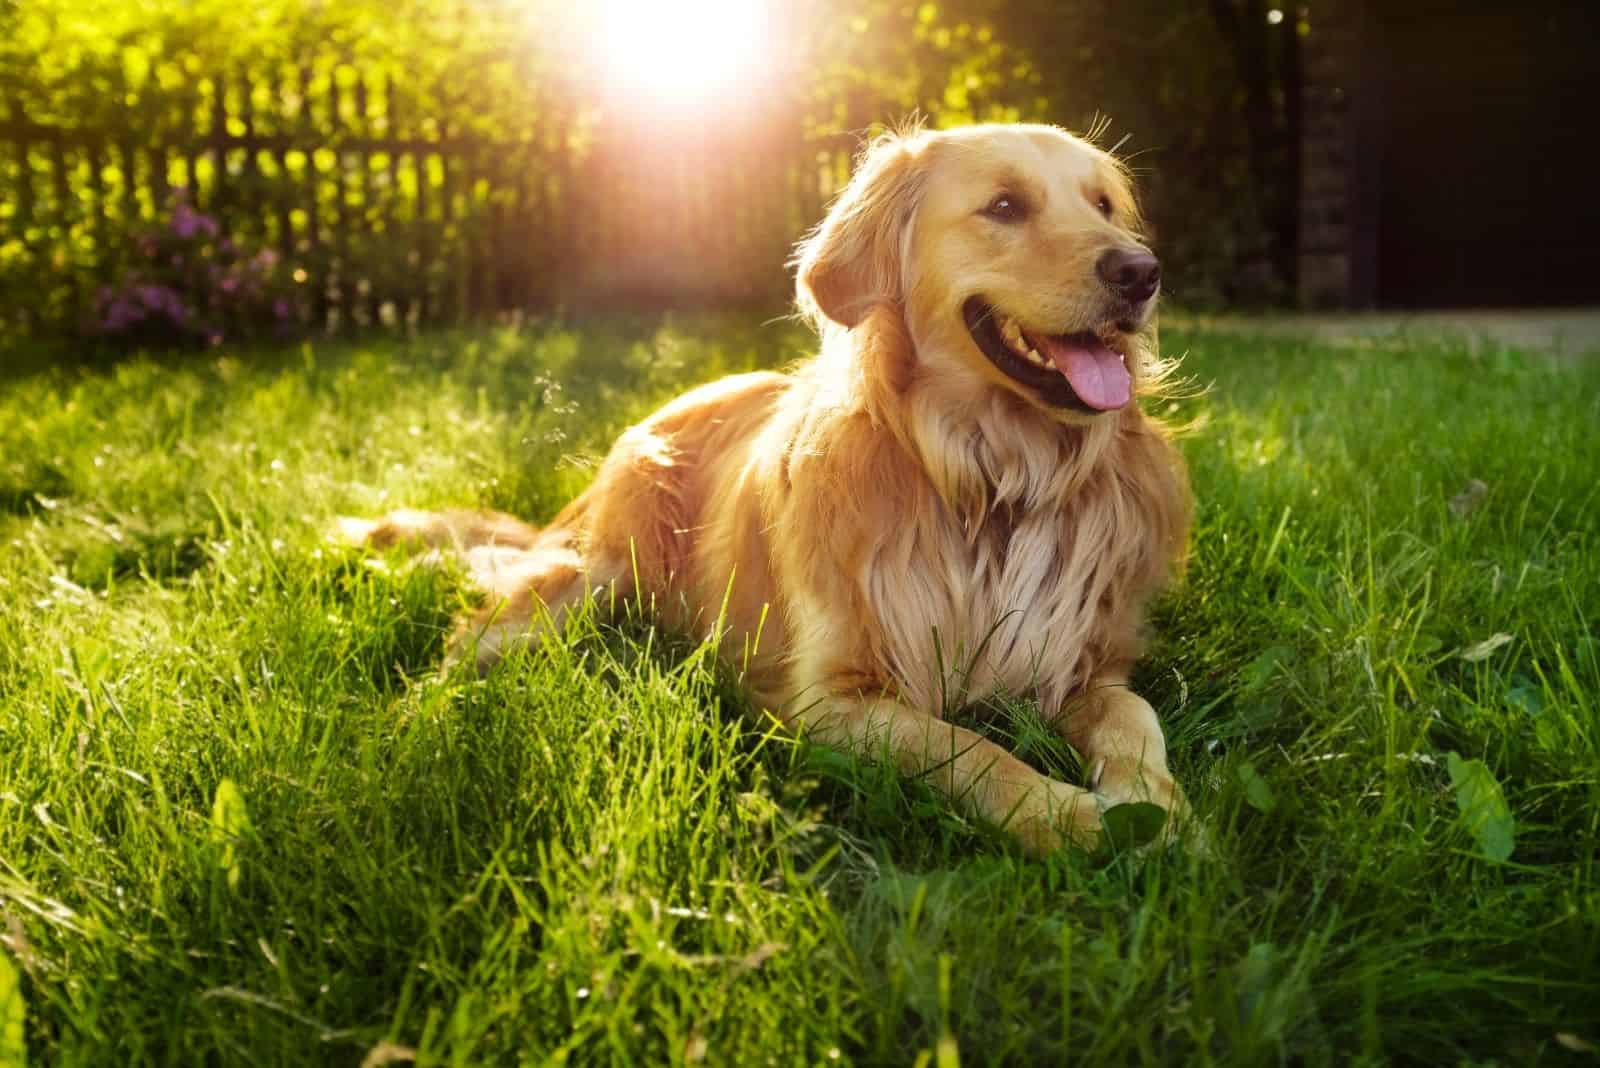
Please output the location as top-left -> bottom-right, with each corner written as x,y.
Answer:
1448,478 -> 1489,519
210,778 -> 252,890
0,949 -> 24,1068
1459,633 -> 1513,662
359,1041 -> 417,1068
1100,802 -> 1167,851
1237,761 -> 1277,813
1242,645 -> 1292,693
1505,679 -> 1544,717
1446,753 -> 1515,863
1234,942 -> 1278,1025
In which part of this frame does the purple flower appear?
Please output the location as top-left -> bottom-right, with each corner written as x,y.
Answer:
171,205 -> 199,240
112,283 -> 191,327
102,297 -> 142,332
100,202 -> 295,344
171,203 -> 220,240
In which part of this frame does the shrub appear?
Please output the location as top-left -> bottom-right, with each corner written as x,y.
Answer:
92,190 -> 302,347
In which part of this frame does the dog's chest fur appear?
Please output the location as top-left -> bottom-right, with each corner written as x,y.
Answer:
863,409 -> 1158,710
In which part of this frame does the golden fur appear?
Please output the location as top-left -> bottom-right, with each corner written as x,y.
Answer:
342,124 -> 1193,854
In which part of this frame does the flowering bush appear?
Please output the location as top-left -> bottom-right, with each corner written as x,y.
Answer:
94,190 -> 303,347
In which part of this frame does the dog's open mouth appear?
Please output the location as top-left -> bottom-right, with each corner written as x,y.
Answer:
962,297 -> 1132,412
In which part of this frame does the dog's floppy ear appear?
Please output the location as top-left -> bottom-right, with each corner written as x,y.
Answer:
795,130 -> 927,329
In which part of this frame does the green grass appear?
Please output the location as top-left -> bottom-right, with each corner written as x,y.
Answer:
1,317 -> 1597,1066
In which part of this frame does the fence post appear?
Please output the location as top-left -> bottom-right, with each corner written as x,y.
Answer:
382,71 -> 404,329
47,135 -> 79,324
271,66 -> 295,292
333,68 -> 352,329
211,71 -> 230,216
439,125 -> 465,322
9,132 -> 38,334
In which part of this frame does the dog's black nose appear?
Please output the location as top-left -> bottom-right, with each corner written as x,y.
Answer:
1096,249 -> 1161,303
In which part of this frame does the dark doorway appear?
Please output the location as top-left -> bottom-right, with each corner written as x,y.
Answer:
1374,2 -> 1600,308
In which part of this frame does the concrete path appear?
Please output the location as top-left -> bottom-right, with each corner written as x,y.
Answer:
1174,308 -> 1600,358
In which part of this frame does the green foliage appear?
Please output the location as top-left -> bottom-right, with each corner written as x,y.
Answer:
0,0 -> 541,338
970,0 -> 1303,303
0,0 -> 548,133
93,191 -> 300,346
790,0 -> 1305,304
2,0 -> 1309,344
0,318 -> 1596,1063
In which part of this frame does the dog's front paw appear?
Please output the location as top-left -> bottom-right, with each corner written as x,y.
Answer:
1007,779 -> 1105,857
1089,759 -> 1204,853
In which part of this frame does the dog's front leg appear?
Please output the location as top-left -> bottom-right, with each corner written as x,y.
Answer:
1052,675 -> 1192,839
792,694 -> 1102,856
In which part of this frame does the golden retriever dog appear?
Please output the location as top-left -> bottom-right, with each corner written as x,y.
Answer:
340,123 -> 1192,855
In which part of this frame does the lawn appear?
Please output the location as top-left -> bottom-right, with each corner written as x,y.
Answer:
0,317 -> 1596,1066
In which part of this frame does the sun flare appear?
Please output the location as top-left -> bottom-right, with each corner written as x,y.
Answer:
581,0 -> 773,99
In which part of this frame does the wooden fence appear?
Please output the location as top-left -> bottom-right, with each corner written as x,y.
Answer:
0,65 -> 857,342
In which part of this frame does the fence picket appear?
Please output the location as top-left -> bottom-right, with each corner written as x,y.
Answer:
48,136 -> 76,318
210,72 -> 229,215
272,65 -> 295,284
383,72 -> 405,327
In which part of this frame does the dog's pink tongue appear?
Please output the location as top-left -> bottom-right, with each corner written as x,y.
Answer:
1037,333 -> 1132,410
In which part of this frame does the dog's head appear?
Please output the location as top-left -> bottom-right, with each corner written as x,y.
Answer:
796,124 -> 1159,420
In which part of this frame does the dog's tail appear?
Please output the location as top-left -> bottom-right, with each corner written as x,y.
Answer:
334,508 -> 542,554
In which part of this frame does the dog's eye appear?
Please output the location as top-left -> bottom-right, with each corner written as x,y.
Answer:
1096,194 -> 1114,219
982,193 -> 1025,222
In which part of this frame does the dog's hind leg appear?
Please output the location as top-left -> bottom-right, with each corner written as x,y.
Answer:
335,508 -> 542,554
446,536 -> 632,674
336,507 -> 623,672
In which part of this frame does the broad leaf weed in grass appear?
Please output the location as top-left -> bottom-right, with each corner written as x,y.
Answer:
0,321 -> 1596,1065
